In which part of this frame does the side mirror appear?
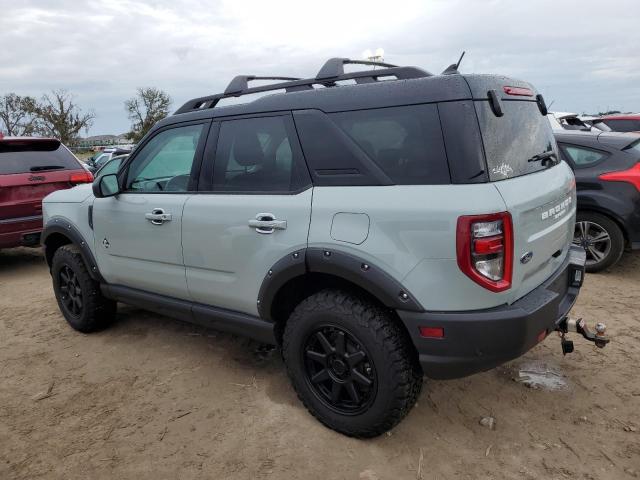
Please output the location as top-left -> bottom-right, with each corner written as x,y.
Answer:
92,174 -> 120,198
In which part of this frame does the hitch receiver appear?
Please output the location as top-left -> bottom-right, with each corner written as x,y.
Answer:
556,317 -> 609,353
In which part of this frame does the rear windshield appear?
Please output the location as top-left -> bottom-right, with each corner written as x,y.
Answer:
475,100 -> 558,181
0,141 -> 80,175
602,119 -> 640,133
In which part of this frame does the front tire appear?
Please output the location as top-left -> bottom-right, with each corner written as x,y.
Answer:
282,289 -> 422,438
573,212 -> 624,273
51,245 -> 116,332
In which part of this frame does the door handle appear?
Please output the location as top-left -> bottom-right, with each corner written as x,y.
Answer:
248,213 -> 287,234
145,208 -> 172,225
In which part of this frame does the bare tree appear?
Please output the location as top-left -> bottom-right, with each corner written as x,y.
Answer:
0,93 -> 38,136
32,90 -> 95,145
125,87 -> 172,143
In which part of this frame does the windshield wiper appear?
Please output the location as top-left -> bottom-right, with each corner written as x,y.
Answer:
527,150 -> 556,163
30,165 -> 66,172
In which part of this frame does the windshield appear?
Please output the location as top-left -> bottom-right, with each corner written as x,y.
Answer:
96,157 -> 123,178
475,100 -> 558,181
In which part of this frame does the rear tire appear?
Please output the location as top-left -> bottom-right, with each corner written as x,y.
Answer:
51,245 -> 116,332
573,212 -> 624,273
282,289 -> 422,438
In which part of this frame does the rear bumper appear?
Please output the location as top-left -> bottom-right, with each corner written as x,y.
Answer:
398,246 -> 586,379
0,215 -> 43,248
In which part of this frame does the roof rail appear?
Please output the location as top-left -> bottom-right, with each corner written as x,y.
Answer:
316,57 -> 398,80
174,58 -> 433,115
224,76 -> 301,96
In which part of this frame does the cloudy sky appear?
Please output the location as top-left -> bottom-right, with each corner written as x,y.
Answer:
1,0 -> 639,136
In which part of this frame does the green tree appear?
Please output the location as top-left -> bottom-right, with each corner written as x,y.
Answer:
125,87 -> 172,143
32,90 -> 95,145
0,93 -> 38,136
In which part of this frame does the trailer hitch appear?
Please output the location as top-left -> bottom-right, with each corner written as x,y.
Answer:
556,317 -> 609,355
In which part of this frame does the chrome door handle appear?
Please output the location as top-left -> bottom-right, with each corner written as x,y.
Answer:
248,213 -> 287,234
145,208 -> 172,225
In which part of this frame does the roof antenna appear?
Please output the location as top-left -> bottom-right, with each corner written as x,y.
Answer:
442,51 -> 465,75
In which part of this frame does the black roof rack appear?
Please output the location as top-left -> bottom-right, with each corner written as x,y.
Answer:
174,57 -> 432,115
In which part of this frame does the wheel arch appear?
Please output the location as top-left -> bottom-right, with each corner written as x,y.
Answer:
258,248 -> 424,347
42,218 -> 103,282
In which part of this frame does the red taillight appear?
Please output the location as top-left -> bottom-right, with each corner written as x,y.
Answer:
599,163 -> 640,192
456,212 -> 513,293
419,326 -> 444,339
69,171 -> 93,184
503,86 -> 533,97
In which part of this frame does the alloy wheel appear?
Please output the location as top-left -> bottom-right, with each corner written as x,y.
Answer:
303,325 -> 377,415
573,220 -> 612,267
59,265 -> 83,317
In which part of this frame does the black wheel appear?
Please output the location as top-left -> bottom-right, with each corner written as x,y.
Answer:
573,212 -> 624,273
51,245 -> 116,332
282,289 -> 422,438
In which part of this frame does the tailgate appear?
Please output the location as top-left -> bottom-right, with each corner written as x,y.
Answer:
492,162 -> 576,303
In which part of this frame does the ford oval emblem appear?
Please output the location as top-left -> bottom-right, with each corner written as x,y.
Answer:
520,251 -> 533,264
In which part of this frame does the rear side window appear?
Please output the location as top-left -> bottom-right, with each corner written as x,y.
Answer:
560,144 -> 608,167
602,119 -> 640,132
212,116 -> 310,193
0,140 -> 80,175
331,105 -> 450,185
475,100 -> 557,181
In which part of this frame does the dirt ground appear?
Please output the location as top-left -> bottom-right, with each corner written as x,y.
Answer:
0,247 -> 638,480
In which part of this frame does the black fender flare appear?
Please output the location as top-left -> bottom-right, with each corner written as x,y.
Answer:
257,247 -> 423,320
41,217 -> 104,283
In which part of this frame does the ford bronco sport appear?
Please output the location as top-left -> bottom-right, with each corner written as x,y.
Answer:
42,58 -> 604,437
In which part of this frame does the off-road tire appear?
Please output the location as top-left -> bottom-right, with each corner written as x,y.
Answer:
51,244 -> 116,332
282,289 -> 422,438
575,212 -> 624,273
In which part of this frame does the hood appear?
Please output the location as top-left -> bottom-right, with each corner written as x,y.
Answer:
43,183 -> 94,203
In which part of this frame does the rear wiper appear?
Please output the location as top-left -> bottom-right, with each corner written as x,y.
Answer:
527,150 -> 557,167
30,165 -> 66,172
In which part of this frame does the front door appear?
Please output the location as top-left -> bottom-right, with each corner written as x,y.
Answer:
182,114 -> 313,315
93,122 -> 208,299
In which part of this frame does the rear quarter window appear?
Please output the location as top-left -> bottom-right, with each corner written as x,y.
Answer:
0,141 -> 80,175
330,104 -> 450,185
559,144 -> 608,167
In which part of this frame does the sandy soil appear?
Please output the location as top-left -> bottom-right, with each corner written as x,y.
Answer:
0,247 -> 638,480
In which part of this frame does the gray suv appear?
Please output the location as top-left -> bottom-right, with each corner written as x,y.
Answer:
42,58 -> 591,437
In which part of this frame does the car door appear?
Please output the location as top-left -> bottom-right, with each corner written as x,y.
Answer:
93,121 -> 209,299
182,114 -> 312,315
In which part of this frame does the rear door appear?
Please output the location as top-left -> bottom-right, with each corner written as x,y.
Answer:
92,122 -> 208,299
473,95 -> 576,303
0,139 -> 89,243
182,114 -> 312,316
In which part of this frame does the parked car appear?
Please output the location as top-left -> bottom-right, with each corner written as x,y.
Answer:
0,135 -> 93,250
547,112 -> 591,131
94,154 -> 128,179
555,130 -> 640,271
42,58 -> 593,437
85,148 -> 131,173
597,114 -> 640,133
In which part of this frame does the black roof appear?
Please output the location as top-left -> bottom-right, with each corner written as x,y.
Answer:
157,57 -> 538,129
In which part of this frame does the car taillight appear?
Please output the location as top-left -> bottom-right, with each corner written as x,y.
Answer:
599,163 -> 640,192
69,171 -> 93,184
456,212 -> 513,292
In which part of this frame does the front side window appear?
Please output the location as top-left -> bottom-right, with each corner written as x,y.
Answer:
126,124 -> 204,192
331,105 -> 450,185
212,116 -> 309,192
561,144 -> 608,167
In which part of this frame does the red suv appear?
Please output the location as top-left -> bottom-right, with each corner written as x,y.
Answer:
0,135 -> 93,250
